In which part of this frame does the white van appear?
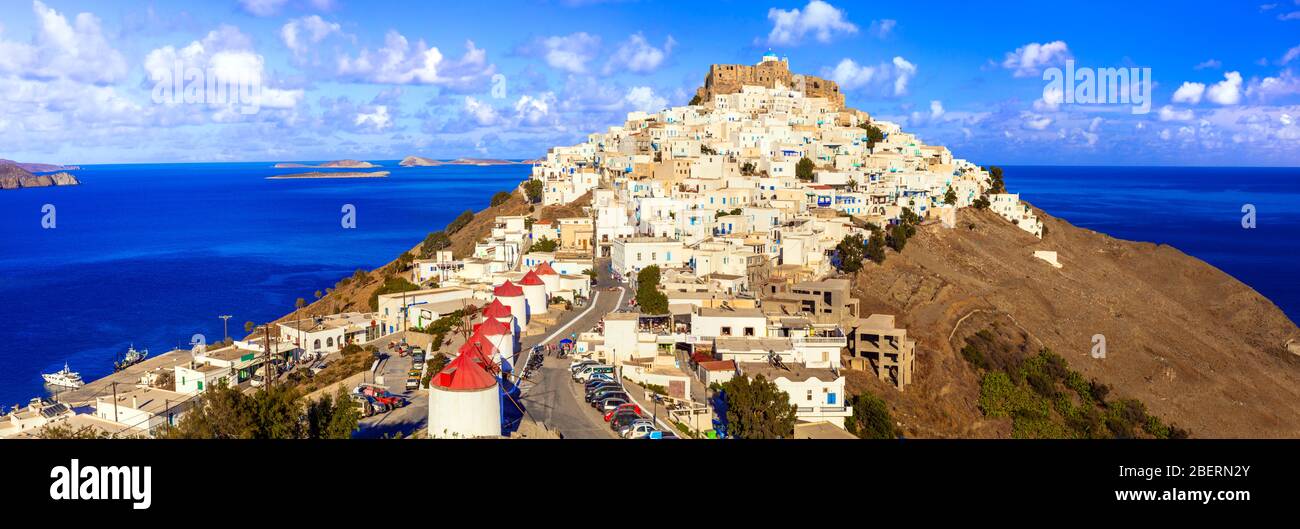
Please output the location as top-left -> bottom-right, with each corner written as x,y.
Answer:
573,364 -> 614,382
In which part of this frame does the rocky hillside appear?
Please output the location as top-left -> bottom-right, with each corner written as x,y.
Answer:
846,206 -> 1300,438
264,186 -> 585,328
0,163 -> 80,190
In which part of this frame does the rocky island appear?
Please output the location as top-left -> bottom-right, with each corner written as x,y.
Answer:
0,162 -> 81,190
398,156 -> 533,167
273,159 -> 379,169
266,170 -> 390,179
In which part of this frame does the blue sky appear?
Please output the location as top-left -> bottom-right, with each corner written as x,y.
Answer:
1,0 -> 1298,165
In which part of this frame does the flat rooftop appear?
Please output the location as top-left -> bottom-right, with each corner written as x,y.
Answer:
738,362 -> 839,383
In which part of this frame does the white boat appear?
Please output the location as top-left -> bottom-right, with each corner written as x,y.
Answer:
42,363 -> 84,388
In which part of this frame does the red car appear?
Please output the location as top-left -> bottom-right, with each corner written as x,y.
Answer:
604,403 -> 643,422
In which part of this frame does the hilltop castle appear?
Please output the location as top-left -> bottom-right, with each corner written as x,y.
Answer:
694,52 -> 845,110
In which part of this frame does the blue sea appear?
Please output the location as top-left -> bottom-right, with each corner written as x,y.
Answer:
0,163 -> 1295,405
0,162 -> 528,406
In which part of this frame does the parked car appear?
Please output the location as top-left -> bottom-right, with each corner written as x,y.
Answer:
349,394 -> 374,417
584,379 -> 620,392
598,397 -> 630,413
310,362 -> 328,375
569,359 -> 598,372
587,387 -> 627,404
604,403 -> 643,422
619,418 -> 655,437
622,422 -> 658,439
405,377 -> 420,391
572,364 -> 613,382
590,391 -> 628,408
609,410 -> 643,431
584,381 -> 621,396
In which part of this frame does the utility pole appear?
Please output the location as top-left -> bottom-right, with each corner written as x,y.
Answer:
219,315 -> 232,343
111,381 -> 119,423
263,324 -> 273,388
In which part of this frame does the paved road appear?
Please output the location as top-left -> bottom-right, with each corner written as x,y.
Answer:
518,259 -> 630,439
354,351 -> 430,438
352,258 -> 633,439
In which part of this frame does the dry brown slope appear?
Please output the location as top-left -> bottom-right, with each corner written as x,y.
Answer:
849,206 -> 1300,438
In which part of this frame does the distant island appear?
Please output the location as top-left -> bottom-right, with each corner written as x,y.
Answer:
0,158 -> 80,172
0,162 -> 80,190
273,159 -> 379,169
266,171 -> 390,180
399,156 -> 539,167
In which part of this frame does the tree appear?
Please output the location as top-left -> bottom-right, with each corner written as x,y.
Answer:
740,161 -> 756,176
846,393 -> 899,439
860,122 -> 884,149
531,237 -> 558,252
635,265 -> 668,315
944,187 -> 957,205
866,231 -> 887,264
987,166 -> 1006,194
305,388 -> 361,439
973,195 -> 990,209
720,375 -> 797,439
446,210 -> 475,235
795,157 -> 815,182
420,231 -> 452,258
396,252 -> 414,269
490,191 -> 512,207
524,179 -> 545,204
888,223 -> 909,252
688,94 -> 702,106
835,234 -> 865,273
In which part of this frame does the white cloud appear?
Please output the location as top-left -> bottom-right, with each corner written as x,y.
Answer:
240,0 -> 335,17
1022,113 -> 1053,130
1282,45 -> 1300,65
1247,69 -> 1300,101
867,19 -> 896,39
765,1 -> 858,45
0,1 -> 128,85
1205,71 -> 1243,105
1194,59 -> 1222,70
337,33 -> 494,88
1001,41 -> 1071,78
239,0 -> 290,17
1158,105 -> 1194,121
623,86 -> 667,113
281,15 -> 342,60
352,105 -> 391,132
144,25 -> 304,111
823,56 -> 915,96
462,96 -> 501,126
603,33 -> 675,75
1172,82 -> 1206,104
524,32 -> 602,74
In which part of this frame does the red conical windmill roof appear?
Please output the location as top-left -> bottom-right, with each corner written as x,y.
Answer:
473,317 -> 510,336
520,270 -> 545,286
534,262 -> 558,276
466,331 -> 499,356
433,352 -> 497,390
482,299 -> 512,319
493,280 -> 524,297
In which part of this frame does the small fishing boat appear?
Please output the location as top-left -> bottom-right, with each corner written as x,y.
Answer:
114,344 -> 149,371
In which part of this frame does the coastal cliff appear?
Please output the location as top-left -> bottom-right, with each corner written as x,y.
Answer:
846,206 -> 1300,438
0,163 -> 81,190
